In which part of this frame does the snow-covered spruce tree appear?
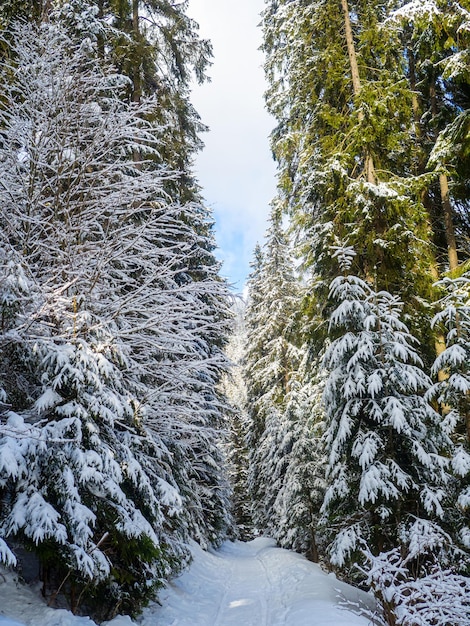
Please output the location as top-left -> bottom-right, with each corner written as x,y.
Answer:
244,208 -> 303,534
321,247 -> 452,580
0,249 -> 38,412
0,20 -> 182,616
249,403 -> 291,538
271,355 -> 327,561
108,196 -> 233,549
70,0 -> 235,545
1,0 -> 212,201
63,0 -> 235,551
91,0 -> 212,203
427,272 -> 470,552
0,20 -> 231,617
220,297 -> 253,538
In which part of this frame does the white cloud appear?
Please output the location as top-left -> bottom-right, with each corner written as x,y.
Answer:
188,0 -> 276,292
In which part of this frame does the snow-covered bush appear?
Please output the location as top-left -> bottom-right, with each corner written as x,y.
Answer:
363,518 -> 470,626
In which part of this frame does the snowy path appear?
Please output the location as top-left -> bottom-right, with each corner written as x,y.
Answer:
0,538 -> 380,626
140,538 -> 379,626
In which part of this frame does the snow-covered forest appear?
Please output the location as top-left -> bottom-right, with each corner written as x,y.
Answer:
0,0 -> 232,620
1,1 -> 470,625
241,1 -> 470,623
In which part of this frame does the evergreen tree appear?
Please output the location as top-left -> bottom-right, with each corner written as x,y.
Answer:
271,356 -> 327,561
258,0 -> 470,615
262,0 -> 443,354
321,247 -> 452,577
220,298 -> 253,537
428,272 -> 470,552
0,0 -> 212,203
97,0 -> 212,202
0,22 -> 183,616
244,208 -> 302,533
386,0 -> 470,271
0,18 -> 231,616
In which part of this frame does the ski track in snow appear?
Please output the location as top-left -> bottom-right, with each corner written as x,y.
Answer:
140,537 -> 379,626
0,538 -> 380,626
212,544 -> 269,626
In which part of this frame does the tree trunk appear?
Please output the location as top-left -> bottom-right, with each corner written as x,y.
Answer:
466,408 -> 470,448
132,0 -> 141,105
429,81 -> 459,271
40,0 -> 53,22
430,263 -> 448,382
97,0 -> 105,58
132,0 -> 142,168
408,47 -> 422,153
439,172 -> 459,271
341,0 -> 361,96
340,0 -> 376,184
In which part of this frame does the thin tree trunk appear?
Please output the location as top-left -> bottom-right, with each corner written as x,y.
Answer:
466,408 -> 470,448
340,0 -> 376,184
40,0 -> 53,22
408,47 -> 422,146
341,0 -> 361,96
429,82 -> 459,270
307,529 -> 319,563
132,0 -> 142,168
97,0 -> 105,58
430,263 -> 447,381
439,173 -> 459,271
132,0 -> 141,105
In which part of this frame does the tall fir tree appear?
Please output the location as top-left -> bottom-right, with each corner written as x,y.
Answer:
386,1 -> 470,272
0,22 -> 184,615
220,298 -> 253,537
271,355 -> 327,561
262,0 -> 451,357
428,272 -> 470,553
244,207 -> 303,533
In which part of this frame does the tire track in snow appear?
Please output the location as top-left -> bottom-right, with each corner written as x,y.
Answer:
256,553 -> 270,626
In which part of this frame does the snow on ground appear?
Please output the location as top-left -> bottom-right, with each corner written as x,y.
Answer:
0,538 -> 380,626
142,538 -> 379,626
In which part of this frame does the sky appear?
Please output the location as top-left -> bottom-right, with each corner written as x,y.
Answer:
187,0 -> 277,293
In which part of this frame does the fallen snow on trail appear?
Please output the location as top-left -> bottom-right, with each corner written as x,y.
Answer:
0,538 -> 380,626
143,537 -> 378,626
